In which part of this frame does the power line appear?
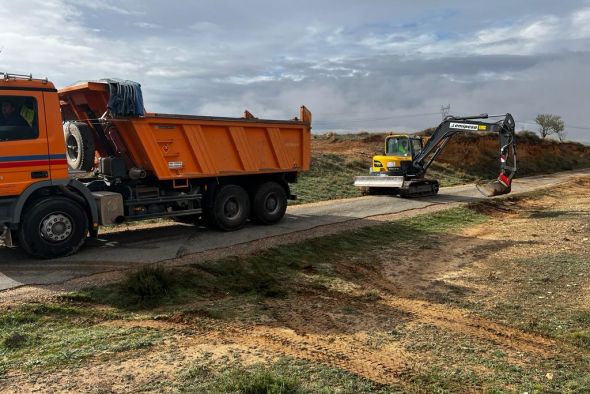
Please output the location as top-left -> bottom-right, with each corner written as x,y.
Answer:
519,121 -> 590,131
310,110 -> 589,132
313,111 -> 440,125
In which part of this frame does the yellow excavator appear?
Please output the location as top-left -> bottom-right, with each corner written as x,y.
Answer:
354,113 -> 517,197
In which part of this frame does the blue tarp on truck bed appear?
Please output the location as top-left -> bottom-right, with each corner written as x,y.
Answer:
101,79 -> 145,117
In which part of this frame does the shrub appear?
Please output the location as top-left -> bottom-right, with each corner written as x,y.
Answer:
3,332 -> 28,349
123,265 -> 173,302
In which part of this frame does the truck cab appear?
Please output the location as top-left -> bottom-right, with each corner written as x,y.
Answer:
0,75 -> 69,196
0,73 -> 99,258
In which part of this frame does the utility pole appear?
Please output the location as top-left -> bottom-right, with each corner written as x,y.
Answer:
440,104 -> 451,120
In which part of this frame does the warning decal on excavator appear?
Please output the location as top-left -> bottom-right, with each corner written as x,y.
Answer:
450,122 -> 479,131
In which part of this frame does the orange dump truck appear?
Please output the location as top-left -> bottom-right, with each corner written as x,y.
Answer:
0,73 -> 311,258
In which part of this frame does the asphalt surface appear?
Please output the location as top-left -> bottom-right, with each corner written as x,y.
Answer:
0,169 -> 588,291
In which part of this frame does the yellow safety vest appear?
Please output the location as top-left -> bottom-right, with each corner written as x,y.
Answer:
20,106 -> 35,127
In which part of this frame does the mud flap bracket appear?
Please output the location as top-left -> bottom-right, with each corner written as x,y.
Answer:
1,225 -> 14,248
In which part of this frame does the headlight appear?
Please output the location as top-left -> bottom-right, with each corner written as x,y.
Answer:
387,161 -> 397,168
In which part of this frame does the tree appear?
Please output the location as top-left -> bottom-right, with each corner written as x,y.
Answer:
535,113 -> 565,141
554,118 -> 566,141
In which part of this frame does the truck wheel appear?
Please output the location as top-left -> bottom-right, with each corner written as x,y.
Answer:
251,182 -> 287,225
18,197 -> 89,259
64,122 -> 95,172
207,185 -> 250,231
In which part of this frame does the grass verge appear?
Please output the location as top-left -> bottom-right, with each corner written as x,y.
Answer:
82,206 -> 487,310
177,357 -> 390,394
0,303 -> 161,376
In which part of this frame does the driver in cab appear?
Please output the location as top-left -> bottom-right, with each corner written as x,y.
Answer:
0,100 -> 29,127
398,139 -> 409,156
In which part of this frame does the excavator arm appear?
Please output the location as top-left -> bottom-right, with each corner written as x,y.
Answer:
413,113 -> 517,196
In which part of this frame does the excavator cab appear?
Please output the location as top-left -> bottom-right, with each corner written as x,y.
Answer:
370,135 -> 423,175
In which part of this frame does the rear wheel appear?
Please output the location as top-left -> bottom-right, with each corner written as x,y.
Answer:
206,185 -> 250,231
63,122 -> 95,172
251,182 -> 288,225
18,197 -> 89,259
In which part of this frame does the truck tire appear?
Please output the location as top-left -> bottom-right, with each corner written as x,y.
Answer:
18,197 -> 89,259
206,185 -> 250,231
251,182 -> 287,225
64,122 -> 95,172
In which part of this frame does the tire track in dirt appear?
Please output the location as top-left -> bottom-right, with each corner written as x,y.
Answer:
382,297 -> 557,356
197,326 -> 408,385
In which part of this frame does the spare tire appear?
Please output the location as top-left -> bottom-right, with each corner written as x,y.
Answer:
63,122 -> 95,172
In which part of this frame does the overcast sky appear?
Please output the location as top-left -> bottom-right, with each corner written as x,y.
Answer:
1,0 -> 589,141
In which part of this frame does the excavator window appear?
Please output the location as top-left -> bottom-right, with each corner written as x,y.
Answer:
386,137 -> 411,157
0,96 -> 38,142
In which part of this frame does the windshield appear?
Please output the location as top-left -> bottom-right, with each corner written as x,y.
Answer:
0,96 -> 38,142
386,137 -> 411,157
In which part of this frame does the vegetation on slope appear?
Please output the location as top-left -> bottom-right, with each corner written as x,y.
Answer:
290,131 -> 590,204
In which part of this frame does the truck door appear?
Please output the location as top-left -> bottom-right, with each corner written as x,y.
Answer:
0,90 -> 50,197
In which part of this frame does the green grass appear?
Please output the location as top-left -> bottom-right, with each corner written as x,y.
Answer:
0,303 -> 161,375
400,324 -> 590,393
475,253 -> 590,347
177,357 -> 392,394
291,153 -> 365,204
81,207 -> 487,311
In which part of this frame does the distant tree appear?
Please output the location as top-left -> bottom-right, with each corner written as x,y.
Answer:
535,113 -> 565,141
554,118 -> 566,141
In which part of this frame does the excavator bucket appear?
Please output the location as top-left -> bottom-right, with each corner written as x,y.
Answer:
476,179 -> 511,197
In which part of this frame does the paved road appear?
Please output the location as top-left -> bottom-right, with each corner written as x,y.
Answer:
0,170 -> 588,291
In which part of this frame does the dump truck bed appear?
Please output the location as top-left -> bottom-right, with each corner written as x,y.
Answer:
59,82 -> 311,181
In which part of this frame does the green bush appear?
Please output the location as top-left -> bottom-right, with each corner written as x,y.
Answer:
2,332 -> 28,350
123,265 -> 173,302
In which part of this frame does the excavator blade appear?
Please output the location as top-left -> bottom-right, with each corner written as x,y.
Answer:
476,179 -> 511,197
353,176 -> 404,188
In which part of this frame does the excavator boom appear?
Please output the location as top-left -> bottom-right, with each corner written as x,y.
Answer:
414,113 -> 516,197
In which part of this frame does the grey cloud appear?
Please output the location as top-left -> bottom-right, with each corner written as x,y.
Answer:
0,0 -> 589,141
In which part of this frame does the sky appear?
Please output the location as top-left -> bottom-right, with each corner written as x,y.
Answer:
0,0 -> 589,141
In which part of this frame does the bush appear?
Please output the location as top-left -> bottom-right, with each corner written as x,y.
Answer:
123,265 -> 173,302
3,332 -> 28,349
517,130 -> 541,142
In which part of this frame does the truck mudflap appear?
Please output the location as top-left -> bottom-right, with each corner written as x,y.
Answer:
353,176 -> 404,188
0,225 -> 14,247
